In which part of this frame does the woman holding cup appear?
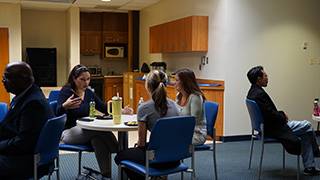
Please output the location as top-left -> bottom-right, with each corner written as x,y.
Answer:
56,64 -> 132,178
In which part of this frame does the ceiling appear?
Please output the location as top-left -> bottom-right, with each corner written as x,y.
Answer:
0,0 -> 161,11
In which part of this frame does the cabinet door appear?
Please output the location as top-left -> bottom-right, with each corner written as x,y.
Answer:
103,12 -> 128,32
134,81 -> 149,112
87,32 -> 101,54
202,89 -> 224,137
149,25 -> 163,53
80,32 -> 87,54
80,31 -> 101,55
104,77 -> 123,102
80,13 -> 102,31
166,86 -> 177,101
149,16 -> 208,53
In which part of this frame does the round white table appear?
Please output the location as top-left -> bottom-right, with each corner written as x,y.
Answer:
77,114 -> 138,150
312,115 -> 320,133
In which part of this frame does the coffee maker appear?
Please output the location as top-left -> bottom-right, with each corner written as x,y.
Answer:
150,62 -> 167,72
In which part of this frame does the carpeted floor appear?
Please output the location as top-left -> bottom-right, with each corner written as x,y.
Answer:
45,140 -> 320,180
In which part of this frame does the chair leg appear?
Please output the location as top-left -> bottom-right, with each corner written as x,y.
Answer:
297,155 -> 300,180
258,141 -> 264,180
56,156 -> 60,180
78,151 -> 83,175
34,155 -> 38,180
282,147 -> 285,172
191,146 -> 195,180
118,165 -> 122,180
248,136 -> 254,169
213,134 -> 218,180
181,171 -> 184,180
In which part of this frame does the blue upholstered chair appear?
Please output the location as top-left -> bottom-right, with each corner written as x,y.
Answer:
193,101 -> 218,180
119,116 -> 196,180
49,99 -> 94,176
48,90 -> 60,102
246,99 -> 300,180
0,102 -> 8,122
59,143 -> 94,176
33,114 -> 66,180
49,100 -> 58,115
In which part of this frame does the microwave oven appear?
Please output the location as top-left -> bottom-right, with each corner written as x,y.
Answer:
105,46 -> 125,58
88,67 -> 102,77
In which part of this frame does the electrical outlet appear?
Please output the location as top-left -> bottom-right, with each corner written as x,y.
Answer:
310,58 -> 320,64
309,59 -> 314,65
302,42 -> 308,50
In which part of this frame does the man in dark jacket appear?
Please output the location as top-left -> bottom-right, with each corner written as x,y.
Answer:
0,62 -> 54,178
247,65 -> 320,176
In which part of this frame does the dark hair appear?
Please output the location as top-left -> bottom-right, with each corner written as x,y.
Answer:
66,64 -> 89,90
146,70 -> 168,117
247,66 -> 264,84
174,68 -> 206,103
5,62 -> 34,91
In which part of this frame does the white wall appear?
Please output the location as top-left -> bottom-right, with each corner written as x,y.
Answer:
67,7 -> 80,75
140,0 -> 320,136
21,9 -> 68,86
0,3 -> 22,61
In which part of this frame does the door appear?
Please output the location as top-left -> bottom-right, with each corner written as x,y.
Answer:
0,28 -> 10,104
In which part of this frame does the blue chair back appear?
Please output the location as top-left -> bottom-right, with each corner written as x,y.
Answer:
246,99 -> 263,132
204,101 -> 219,138
148,116 -> 195,164
0,102 -> 8,122
35,114 -> 66,165
49,100 -> 58,116
48,90 -> 60,102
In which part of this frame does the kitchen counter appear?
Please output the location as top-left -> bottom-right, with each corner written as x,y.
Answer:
103,75 -> 123,78
135,78 -> 224,90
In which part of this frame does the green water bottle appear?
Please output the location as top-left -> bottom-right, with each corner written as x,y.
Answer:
89,88 -> 96,118
89,100 -> 96,118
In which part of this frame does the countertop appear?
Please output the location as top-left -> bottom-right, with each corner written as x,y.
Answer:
136,78 -> 224,90
90,75 -> 123,80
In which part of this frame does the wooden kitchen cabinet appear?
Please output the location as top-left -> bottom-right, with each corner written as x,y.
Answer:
103,31 -> 128,44
102,12 -> 128,44
134,79 -> 224,138
80,13 -> 102,55
149,16 -> 208,53
123,72 -> 144,110
80,31 -> 102,55
104,76 -> 123,102
135,80 -> 150,112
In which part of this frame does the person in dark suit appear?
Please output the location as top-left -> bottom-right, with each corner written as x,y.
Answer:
0,62 -> 54,178
247,65 -> 320,176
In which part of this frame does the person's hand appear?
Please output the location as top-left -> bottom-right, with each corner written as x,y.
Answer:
122,105 -> 133,115
62,94 -> 82,110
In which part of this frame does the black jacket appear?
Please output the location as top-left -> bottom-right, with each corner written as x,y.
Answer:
247,84 -> 301,155
0,84 -> 54,156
